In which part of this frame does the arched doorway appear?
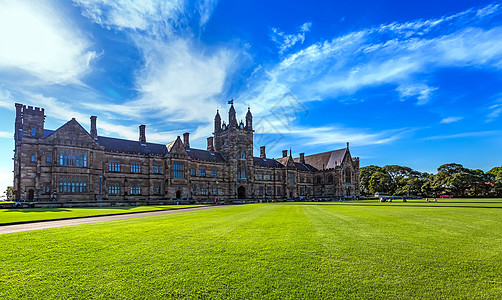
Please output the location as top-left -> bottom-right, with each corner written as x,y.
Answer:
238,186 -> 246,199
176,190 -> 181,199
28,189 -> 34,201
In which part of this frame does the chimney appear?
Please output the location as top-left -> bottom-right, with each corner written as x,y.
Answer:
183,132 -> 190,149
282,150 -> 288,158
260,146 -> 266,159
300,153 -> 305,164
139,125 -> 146,145
90,116 -> 97,139
207,137 -> 214,152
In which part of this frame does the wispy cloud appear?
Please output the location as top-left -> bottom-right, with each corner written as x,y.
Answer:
246,3 -> 502,111
270,22 -> 312,54
424,130 -> 500,140
440,116 -> 463,124
0,131 -> 11,138
0,0 -> 97,84
487,103 -> 502,122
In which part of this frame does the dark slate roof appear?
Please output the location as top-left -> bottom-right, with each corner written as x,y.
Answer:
294,162 -> 318,172
97,136 -> 168,155
253,157 -> 284,168
294,148 -> 346,170
18,129 -> 54,139
186,148 -> 226,163
44,129 -> 54,138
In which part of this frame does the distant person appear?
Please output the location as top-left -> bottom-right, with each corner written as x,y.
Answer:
403,198 -> 407,202
433,198 -> 437,202
426,198 -> 429,202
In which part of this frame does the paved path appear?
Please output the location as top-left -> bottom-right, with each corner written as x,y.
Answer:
0,206 -> 218,235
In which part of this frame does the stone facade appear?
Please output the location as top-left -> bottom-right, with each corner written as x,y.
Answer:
13,103 -> 360,202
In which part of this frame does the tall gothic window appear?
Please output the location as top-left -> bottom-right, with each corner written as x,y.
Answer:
345,170 -> 352,184
173,162 -> 185,178
131,162 -> 141,173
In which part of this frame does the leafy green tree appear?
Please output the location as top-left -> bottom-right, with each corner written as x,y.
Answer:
360,165 -> 384,195
368,171 -> 394,195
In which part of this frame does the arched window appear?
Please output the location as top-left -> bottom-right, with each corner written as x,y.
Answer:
345,170 -> 352,184
316,176 -> 322,184
328,175 -> 334,184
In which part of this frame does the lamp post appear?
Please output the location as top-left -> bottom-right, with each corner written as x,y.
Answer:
216,181 -> 219,203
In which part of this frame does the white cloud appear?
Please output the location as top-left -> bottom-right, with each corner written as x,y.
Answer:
271,22 -> 312,54
74,0 -> 219,36
0,0 -> 97,84
86,38 -> 237,127
74,0 -> 185,36
440,116 -> 463,124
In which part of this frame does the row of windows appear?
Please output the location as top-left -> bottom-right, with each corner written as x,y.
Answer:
108,162 -> 162,174
191,185 -> 223,195
59,151 -> 87,167
108,183 -> 162,195
58,178 -> 88,194
190,168 -> 218,177
257,174 -> 272,181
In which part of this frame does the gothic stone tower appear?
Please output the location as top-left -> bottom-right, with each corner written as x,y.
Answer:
214,105 -> 254,199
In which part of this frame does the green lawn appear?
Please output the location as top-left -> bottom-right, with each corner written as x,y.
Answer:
1,201 -> 501,299
0,205 -> 205,225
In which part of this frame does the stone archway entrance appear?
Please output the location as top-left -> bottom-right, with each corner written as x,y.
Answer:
237,186 -> 246,199
28,189 -> 34,201
176,190 -> 181,199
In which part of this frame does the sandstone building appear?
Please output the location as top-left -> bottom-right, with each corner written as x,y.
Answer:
13,103 -> 360,202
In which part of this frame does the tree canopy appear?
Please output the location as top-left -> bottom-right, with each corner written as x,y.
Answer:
360,163 -> 501,197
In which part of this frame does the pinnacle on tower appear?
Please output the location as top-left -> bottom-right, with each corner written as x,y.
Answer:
228,104 -> 237,127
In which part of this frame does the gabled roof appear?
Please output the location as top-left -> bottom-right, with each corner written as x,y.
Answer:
294,148 -> 346,170
253,157 -> 284,168
186,148 -> 226,163
44,118 -> 99,145
97,136 -> 168,155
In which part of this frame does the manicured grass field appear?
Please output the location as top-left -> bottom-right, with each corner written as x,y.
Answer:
0,205 -> 205,225
1,201 -> 501,299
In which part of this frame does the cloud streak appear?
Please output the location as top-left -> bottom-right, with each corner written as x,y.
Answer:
0,0 -> 97,84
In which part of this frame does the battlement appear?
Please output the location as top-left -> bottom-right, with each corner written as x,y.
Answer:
23,105 -> 45,116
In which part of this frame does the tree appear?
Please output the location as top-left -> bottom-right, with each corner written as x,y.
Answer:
3,186 -> 14,201
360,165 -> 384,195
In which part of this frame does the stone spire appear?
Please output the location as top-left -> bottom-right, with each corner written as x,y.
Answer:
228,104 -> 237,127
214,109 -> 221,133
245,107 -> 252,130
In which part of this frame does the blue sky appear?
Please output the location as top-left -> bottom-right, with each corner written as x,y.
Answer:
1,0 -> 502,194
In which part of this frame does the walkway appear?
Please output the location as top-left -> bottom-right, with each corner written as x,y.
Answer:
0,206 -> 217,235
